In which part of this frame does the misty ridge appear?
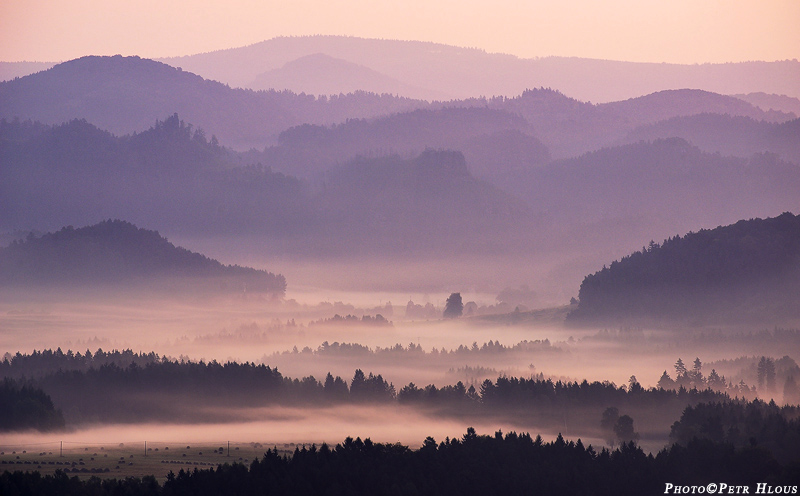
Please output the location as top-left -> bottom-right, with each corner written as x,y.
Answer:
0,220 -> 285,295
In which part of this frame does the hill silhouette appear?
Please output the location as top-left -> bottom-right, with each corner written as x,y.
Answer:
262,107 -> 545,179
304,149 -> 535,254
0,220 -> 286,295
0,115 -> 304,235
159,35 -> 800,102
623,114 -> 800,164
0,55 -> 432,150
568,212 -> 800,324
251,53 -> 440,100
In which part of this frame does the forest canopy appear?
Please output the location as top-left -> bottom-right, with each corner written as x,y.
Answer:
569,212 -> 800,324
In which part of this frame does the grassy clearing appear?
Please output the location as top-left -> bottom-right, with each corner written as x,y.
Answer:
0,441 -> 294,480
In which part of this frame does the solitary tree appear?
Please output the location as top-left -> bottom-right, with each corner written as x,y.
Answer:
613,415 -> 639,444
443,293 -> 464,319
600,407 -> 620,445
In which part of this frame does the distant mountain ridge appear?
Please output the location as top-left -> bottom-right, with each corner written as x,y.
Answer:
0,55 -> 432,150
622,114 -> 800,164
251,53 -> 443,100
263,107 -> 545,179
2,55 -> 795,160
0,220 -> 286,294
158,36 -> 800,102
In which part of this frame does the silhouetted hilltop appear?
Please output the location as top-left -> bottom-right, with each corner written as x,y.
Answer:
469,88 -> 795,159
263,107 -> 544,179
0,55 -> 431,150
601,89 -> 791,125
0,116 -> 304,234
159,35 -> 800,102
251,53 -> 439,100
568,213 -> 800,324
494,138 -> 800,236
732,92 -> 800,116
624,114 -> 800,164
0,220 -> 286,295
310,150 -> 533,252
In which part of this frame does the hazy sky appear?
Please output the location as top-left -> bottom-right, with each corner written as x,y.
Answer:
1,0 -> 798,63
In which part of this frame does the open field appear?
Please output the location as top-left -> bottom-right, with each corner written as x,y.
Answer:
0,441 -> 291,481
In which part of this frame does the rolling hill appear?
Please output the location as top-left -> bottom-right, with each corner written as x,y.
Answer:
0,55 -> 432,150
0,220 -> 287,295
158,36 -> 800,102
568,212 -> 800,325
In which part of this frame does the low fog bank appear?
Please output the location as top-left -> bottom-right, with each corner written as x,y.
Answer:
2,285 -> 797,390
0,405 -> 578,452
168,238 -> 635,308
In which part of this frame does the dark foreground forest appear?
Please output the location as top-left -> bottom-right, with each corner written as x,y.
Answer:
2,424 -> 799,496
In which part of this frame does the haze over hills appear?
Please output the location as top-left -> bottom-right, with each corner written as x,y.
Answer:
260,107 -> 543,179
156,36 -> 800,103
491,138 -> 800,252
1,44 -> 798,299
0,220 -> 286,295
0,61 -> 55,81
468,88 -> 796,158
251,53 -> 444,101
0,117 -> 539,255
732,92 -> 800,116
0,55 -> 432,150
623,114 -> 800,164
3,55 -> 796,160
0,115 -> 305,235
309,150 -> 535,253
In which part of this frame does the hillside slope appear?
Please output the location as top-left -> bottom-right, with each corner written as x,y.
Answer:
568,212 -> 800,325
0,220 -> 286,295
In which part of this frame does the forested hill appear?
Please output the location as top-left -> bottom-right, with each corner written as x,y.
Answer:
0,116 -> 304,235
0,220 -> 286,295
568,212 -> 800,324
0,55 -> 431,150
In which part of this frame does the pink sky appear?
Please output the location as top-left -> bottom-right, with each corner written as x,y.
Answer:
1,0 -> 799,63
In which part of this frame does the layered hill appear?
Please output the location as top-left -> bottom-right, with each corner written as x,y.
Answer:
159,36 -> 800,103
251,53 -> 441,100
0,55 -> 431,150
3,55 -> 795,161
568,213 -> 800,325
0,115 -> 305,234
0,116 -> 538,254
489,138 -> 800,254
309,150 -> 534,253
472,88 -> 796,158
623,114 -> 800,164
0,220 -> 287,295
262,107 -> 548,179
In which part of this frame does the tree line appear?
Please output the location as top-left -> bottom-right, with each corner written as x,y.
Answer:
2,349 -> 732,429
3,425 -> 799,495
